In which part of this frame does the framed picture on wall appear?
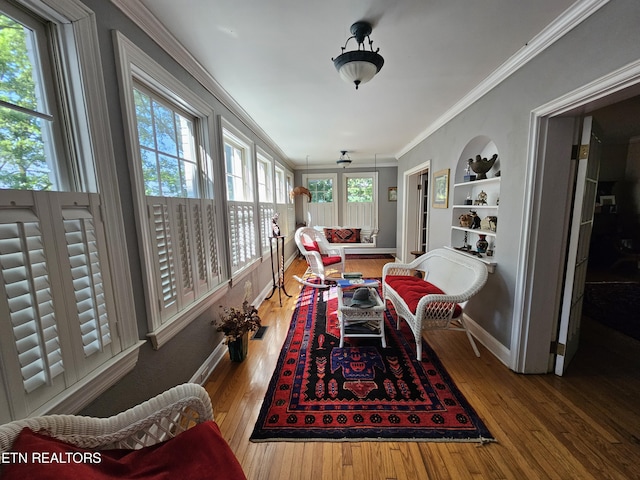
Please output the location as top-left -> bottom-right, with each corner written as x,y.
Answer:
432,169 -> 449,208
388,187 -> 397,202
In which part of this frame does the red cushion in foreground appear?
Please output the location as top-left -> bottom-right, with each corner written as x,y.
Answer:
1,420 -> 246,480
384,275 -> 462,318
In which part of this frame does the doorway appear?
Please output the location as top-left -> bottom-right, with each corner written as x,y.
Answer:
509,61 -> 640,373
517,63 -> 640,375
401,162 -> 430,262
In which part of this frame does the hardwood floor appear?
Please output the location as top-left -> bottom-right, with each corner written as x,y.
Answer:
204,257 -> 640,480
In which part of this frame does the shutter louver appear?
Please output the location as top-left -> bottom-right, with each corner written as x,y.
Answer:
193,202 -> 207,283
0,216 -> 64,394
151,203 -> 177,311
176,202 -> 193,292
205,202 -> 219,279
63,210 -> 111,358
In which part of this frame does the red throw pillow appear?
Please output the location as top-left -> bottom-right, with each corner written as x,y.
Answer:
1,421 -> 246,480
384,275 -> 462,318
302,240 -> 320,252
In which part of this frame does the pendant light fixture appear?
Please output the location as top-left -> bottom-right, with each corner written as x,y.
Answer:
337,150 -> 352,168
332,21 -> 384,90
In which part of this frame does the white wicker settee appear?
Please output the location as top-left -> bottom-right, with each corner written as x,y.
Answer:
382,248 -> 488,361
0,383 -> 246,479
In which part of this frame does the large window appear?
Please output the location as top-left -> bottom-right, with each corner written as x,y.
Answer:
303,173 -> 338,227
343,172 -> 378,235
115,32 -> 222,349
0,1 -> 139,423
223,126 -> 258,272
0,7 -> 70,191
257,151 -> 274,254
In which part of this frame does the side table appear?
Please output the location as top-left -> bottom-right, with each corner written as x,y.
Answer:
337,283 -> 386,348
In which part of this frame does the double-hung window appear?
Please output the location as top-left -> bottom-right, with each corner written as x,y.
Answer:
257,151 -> 274,254
302,173 -> 338,227
0,1 -> 139,422
223,125 -> 258,273
343,173 -> 378,237
114,32 -> 222,349
274,164 -> 293,237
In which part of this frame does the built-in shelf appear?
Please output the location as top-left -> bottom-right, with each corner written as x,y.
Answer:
450,136 -> 501,272
451,226 -> 497,237
443,246 -> 497,273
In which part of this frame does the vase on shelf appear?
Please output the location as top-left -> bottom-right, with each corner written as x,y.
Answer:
227,333 -> 249,362
476,234 -> 489,254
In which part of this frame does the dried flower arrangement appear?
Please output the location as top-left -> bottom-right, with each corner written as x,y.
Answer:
214,301 -> 261,344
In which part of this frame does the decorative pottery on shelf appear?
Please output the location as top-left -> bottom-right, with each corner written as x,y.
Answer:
476,234 -> 489,254
468,154 -> 498,180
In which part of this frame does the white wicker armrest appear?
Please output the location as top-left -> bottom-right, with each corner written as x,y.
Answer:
0,383 -> 213,452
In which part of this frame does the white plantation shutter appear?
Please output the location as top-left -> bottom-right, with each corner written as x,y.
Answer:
148,199 -> 178,321
62,209 -> 112,357
259,203 -> 275,253
204,201 -> 220,284
192,199 -> 220,293
0,212 -> 64,394
0,191 -> 123,420
228,201 -> 258,273
146,197 -> 223,328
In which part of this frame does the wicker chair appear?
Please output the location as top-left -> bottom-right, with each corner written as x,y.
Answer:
0,383 -> 213,452
294,226 -> 345,288
382,248 -> 488,360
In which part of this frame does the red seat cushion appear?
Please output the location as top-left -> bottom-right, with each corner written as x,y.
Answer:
384,275 -> 462,318
322,255 -> 342,266
1,421 -> 246,480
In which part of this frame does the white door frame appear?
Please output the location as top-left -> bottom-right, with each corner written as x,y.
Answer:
401,160 -> 430,263
513,59 -> 640,373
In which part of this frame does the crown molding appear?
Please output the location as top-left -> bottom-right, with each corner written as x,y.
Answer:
396,0 -> 609,159
109,0 -> 293,169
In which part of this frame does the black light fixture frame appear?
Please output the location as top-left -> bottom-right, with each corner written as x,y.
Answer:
332,21 -> 384,89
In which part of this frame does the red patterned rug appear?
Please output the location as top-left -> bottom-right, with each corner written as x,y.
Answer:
250,282 -> 494,442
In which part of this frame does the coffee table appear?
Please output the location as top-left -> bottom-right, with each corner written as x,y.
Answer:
337,283 -> 386,348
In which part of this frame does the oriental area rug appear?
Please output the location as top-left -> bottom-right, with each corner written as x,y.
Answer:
250,282 -> 494,443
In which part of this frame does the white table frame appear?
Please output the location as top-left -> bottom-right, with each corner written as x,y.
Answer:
337,286 -> 386,347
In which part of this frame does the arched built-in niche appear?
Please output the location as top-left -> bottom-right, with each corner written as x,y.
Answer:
448,136 -> 501,272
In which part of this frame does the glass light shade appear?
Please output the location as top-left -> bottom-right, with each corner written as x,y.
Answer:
333,50 -> 384,89
338,61 -> 378,87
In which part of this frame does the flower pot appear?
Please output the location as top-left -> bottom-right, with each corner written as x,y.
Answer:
228,333 -> 249,362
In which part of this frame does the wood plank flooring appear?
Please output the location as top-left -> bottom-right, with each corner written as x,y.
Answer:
204,257 -> 640,480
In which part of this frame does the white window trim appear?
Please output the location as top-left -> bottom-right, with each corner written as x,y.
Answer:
0,0 -> 142,421
113,31 -> 225,349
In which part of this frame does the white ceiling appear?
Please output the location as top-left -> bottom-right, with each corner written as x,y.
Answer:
137,0 -> 578,168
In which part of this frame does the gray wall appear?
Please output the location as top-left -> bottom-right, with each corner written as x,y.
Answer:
396,0 -> 640,355
78,0 -> 296,416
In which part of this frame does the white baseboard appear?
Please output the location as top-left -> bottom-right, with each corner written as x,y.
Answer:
190,341 -> 227,385
464,314 -> 512,368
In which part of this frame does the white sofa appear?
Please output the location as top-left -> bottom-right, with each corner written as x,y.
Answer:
382,248 -> 488,360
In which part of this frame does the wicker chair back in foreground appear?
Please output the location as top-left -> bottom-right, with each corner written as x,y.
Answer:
0,382 -> 213,452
